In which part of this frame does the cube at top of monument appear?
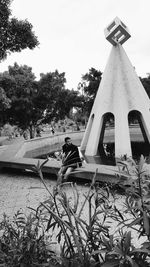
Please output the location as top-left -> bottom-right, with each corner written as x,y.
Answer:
104,17 -> 131,46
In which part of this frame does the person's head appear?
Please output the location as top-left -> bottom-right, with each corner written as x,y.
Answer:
65,137 -> 72,145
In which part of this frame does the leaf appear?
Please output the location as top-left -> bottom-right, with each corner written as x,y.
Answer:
57,231 -> 62,243
109,246 -> 124,256
101,260 -> 120,267
40,158 -> 49,169
46,214 -> 53,231
128,217 -> 142,227
132,263 -> 139,267
143,211 -> 150,235
141,241 -> 150,248
114,205 -> 124,221
138,155 -> 145,173
37,160 -> 40,171
124,231 -> 131,253
126,255 -> 139,267
28,207 -> 37,213
16,219 -> 26,225
46,222 -> 57,231
132,248 -> 150,254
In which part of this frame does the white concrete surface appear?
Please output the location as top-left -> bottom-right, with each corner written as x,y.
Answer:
81,30 -> 150,162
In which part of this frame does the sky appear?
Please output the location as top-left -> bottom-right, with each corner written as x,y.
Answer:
1,0 -> 150,89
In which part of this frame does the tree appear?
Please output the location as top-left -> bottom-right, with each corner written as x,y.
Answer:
140,74 -> 150,99
37,70 -> 67,122
54,89 -> 84,120
0,0 -> 39,61
0,86 -> 11,125
78,67 -> 102,118
0,63 -> 39,137
38,71 -> 83,122
0,66 -> 83,138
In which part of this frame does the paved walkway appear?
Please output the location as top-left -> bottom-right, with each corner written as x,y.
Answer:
0,170 -> 89,220
0,171 -> 51,218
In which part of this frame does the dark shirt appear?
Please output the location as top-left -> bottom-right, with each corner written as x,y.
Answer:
62,143 -> 82,167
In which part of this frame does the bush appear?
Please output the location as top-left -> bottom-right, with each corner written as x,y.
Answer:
0,156 -> 150,266
0,210 -> 56,267
1,123 -> 14,138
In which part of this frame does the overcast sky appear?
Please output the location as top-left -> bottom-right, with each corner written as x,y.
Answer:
1,0 -> 150,89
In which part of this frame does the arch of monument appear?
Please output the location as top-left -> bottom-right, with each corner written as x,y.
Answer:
80,17 -> 150,165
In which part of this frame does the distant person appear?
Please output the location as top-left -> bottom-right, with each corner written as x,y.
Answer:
51,126 -> 55,135
76,123 -> 80,131
62,126 -> 66,132
36,126 -> 41,137
23,131 -> 28,140
56,137 -> 82,188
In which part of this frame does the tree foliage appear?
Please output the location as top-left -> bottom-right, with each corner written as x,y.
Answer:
82,67 -> 102,97
140,75 -> 150,99
0,86 -> 11,125
0,65 -> 83,137
38,70 -> 66,122
0,63 -> 39,137
77,67 -> 102,122
0,0 -> 39,60
38,71 -> 83,123
80,67 -> 102,115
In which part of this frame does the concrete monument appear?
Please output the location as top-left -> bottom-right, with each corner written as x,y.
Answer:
80,17 -> 150,165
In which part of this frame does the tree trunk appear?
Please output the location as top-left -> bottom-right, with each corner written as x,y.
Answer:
29,124 -> 35,139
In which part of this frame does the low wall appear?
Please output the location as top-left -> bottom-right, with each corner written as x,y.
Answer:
0,130 -> 130,184
5,126 -> 145,160
19,131 -> 84,159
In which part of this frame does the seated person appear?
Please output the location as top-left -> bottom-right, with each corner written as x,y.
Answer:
56,137 -> 82,186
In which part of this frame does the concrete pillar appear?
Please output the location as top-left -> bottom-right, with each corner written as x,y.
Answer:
115,112 -> 132,158
80,114 -> 94,156
84,114 -> 104,164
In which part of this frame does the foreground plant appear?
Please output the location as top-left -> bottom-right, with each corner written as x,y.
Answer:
0,210 -> 56,267
116,156 -> 150,237
28,160 -> 138,266
1,156 -> 150,266
106,155 -> 150,266
33,166 -> 110,266
42,156 -> 150,266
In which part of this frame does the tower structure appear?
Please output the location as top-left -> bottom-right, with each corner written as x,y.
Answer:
80,17 -> 150,165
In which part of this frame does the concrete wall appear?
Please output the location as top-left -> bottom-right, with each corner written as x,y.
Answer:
17,131 -> 84,159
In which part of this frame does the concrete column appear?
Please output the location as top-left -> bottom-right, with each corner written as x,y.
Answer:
85,115 -> 104,163
140,111 -> 150,144
80,114 -> 94,156
115,113 -> 132,158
